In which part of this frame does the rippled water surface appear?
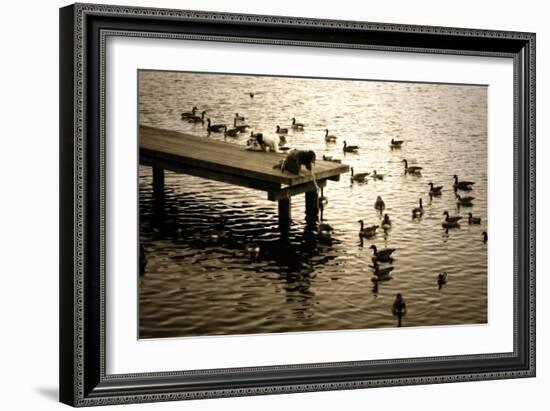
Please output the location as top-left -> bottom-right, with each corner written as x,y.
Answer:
138,71 -> 487,338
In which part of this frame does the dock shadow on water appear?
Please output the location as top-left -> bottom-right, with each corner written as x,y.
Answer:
139,70 -> 488,339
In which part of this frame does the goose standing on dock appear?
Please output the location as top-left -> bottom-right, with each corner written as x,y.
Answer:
428,182 -> 443,195
453,175 -> 475,190
324,129 -> 337,142
456,194 -> 475,206
206,118 -> 226,133
291,118 -> 305,130
402,159 -> 422,174
370,244 -> 396,263
276,125 -> 288,135
468,213 -> 481,224
374,196 -> 386,211
343,141 -> 359,153
412,198 -> 424,218
350,167 -> 369,183
390,138 -> 404,148
181,106 -> 198,119
358,220 -> 379,237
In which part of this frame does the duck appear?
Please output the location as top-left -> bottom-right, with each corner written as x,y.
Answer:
324,129 -> 337,142
276,125 -> 288,134
374,196 -> 386,211
233,118 -> 249,132
437,272 -> 448,288
291,118 -> 305,130
358,220 -> 379,237
369,244 -> 396,262
390,138 -> 404,148
371,262 -> 394,278
206,118 -> 226,133
468,213 -> 481,224
456,194 -> 475,206
483,231 -> 488,243
235,113 -> 245,122
392,293 -> 407,317
428,182 -> 443,195
412,198 -> 424,217
343,141 -> 359,153
453,175 -> 475,190
188,110 -> 207,124
382,213 -> 392,227
224,126 -> 239,138
181,106 -> 198,119
402,159 -> 422,174
350,167 -> 369,183
372,170 -> 384,180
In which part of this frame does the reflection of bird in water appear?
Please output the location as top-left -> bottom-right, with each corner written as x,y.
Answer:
370,262 -> 394,278
412,198 -> 424,218
210,217 -> 227,241
317,222 -> 334,238
437,272 -> 448,289
382,213 -> 392,228
392,293 -> 407,327
483,231 -> 488,243
245,238 -> 260,260
358,220 -> 378,238
369,244 -> 396,263
374,196 -> 385,211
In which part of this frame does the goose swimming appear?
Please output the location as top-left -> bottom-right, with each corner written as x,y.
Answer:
428,182 -> 443,195
233,118 -> 249,132
412,198 -> 424,217
369,244 -> 396,263
358,220 -> 379,237
453,175 -> 475,190
443,211 -> 462,223
181,106 -> 198,119
322,155 -> 342,163
343,141 -> 359,153
372,170 -> 384,180
188,110 -> 207,124
324,129 -> 337,142
390,138 -> 404,148
374,196 -> 386,211
371,262 -> 394,278
392,293 -> 407,318
276,125 -> 289,134
382,213 -> 392,227
468,213 -> 481,224
224,126 -> 239,138
206,118 -> 226,133
235,113 -> 245,121
456,194 -> 475,206
402,159 -> 422,174
350,167 -> 369,183
437,272 -> 448,288
317,223 -> 334,237
291,117 -> 305,130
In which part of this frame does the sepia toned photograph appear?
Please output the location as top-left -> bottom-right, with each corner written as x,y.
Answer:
138,70 -> 488,339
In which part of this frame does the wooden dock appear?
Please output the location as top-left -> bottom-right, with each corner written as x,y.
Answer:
139,125 -> 349,230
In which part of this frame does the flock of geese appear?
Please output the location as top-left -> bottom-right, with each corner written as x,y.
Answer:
180,104 -> 488,325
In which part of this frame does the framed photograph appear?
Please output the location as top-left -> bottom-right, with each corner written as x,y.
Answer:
59,3 -> 535,407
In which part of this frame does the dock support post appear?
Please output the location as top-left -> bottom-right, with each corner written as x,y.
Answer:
278,198 -> 291,233
152,167 -> 165,197
305,190 -> 319,226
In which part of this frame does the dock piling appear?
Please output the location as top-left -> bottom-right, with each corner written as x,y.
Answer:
305,190 -> 319,226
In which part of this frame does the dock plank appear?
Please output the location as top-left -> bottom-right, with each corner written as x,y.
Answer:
139,125 -> 349,187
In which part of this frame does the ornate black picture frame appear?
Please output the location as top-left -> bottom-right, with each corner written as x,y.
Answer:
59,3 -> 535,407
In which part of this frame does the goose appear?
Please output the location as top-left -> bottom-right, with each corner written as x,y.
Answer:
181,106 -> 198,119
453,175 -> 475,190
358,220 -> 379,237
291,118 -> 305,130
468,213 -> 481,224
369,244 -> 396,262
428,182 -> 443,195
317,222 -> 334,237
412,198 -> 424,217
188,110 -> 207,124
233,118 -> 249,132
206,118 -> 226,133
276,125 -> 289,134
372,170 -> 384,180
343,141 -> 359,153
371,262 -> 394,278
224,126 -> 239,138
247,92 -> 255,98
443,211 -> 462,224
235,113 -> 245,122
322,155 -> 342,163
483,231 -> 488,243
250,131 -> 263,140
374,196 -> 386,211
350,167 -> 369,183
402,159 -> 422,174
382,213 -> 392,227
324,129 -> 337,142
390,138 -> 404,148
437,272 -> 448,288
456,194 -> 475,206
392,293 -> 407,317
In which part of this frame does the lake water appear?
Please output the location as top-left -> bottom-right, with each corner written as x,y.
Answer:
138,71 -> 487,339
